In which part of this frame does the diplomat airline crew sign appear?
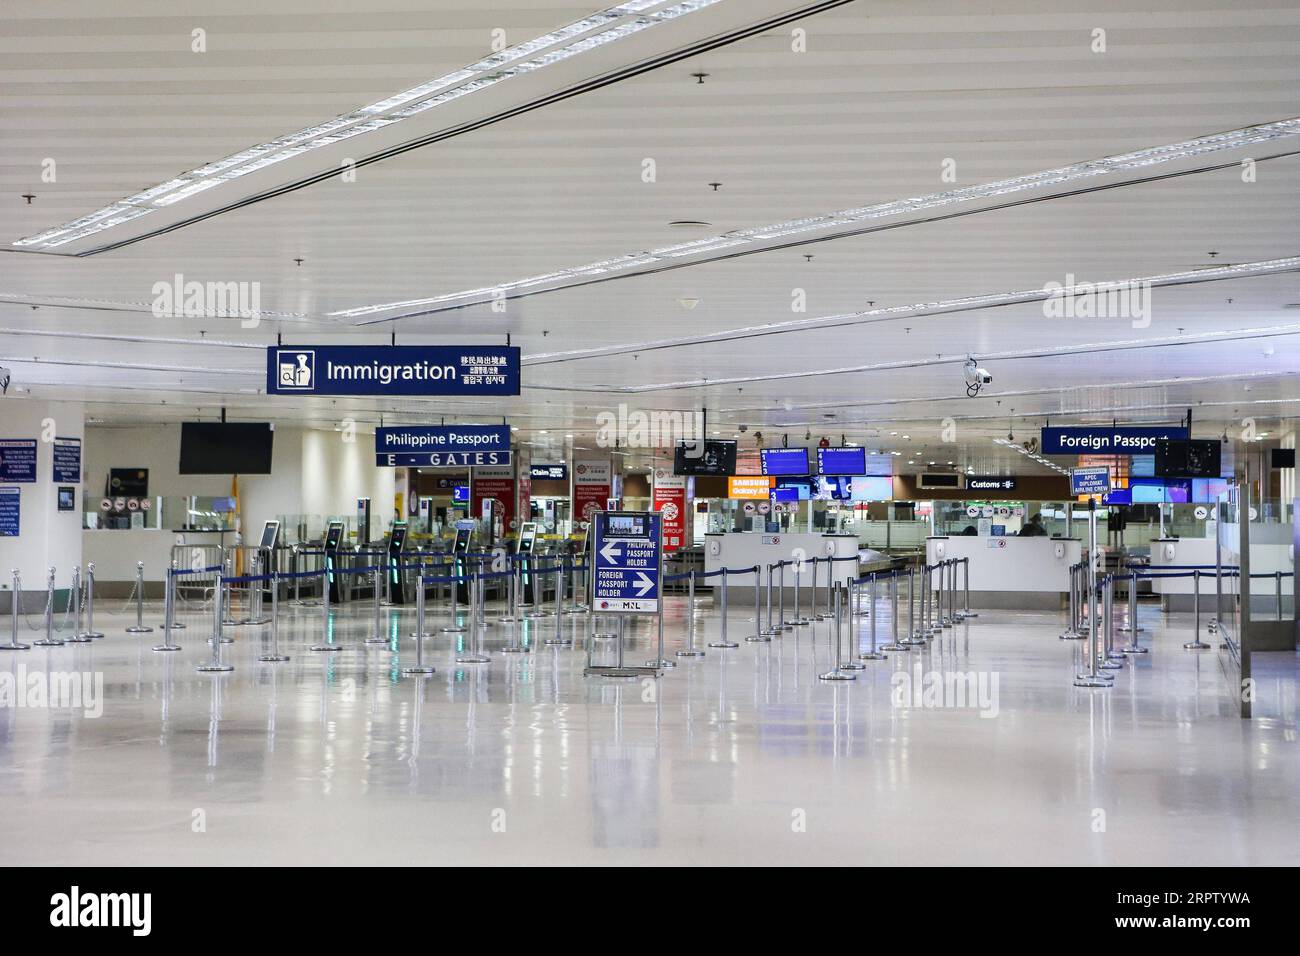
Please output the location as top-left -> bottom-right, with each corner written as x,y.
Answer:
267,346 -> 520,397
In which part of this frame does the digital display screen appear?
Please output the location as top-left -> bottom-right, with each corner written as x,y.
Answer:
1130,480 -> 1166,504
849,476 -> 894,501
452,485 -> 470,504
57,487 -> 75,512
816,446 -> 866,476
179,423 -> 273,475
1130,455 -> 1155,477
324,521 -> 344,549
605,514 -> 649,539
1166,479 -> 1191,504
673,440 -> 737,476
817,477 -> 853,501
1192,477 -> 1230,503
761,448 -> 811,476
774,479 -> 813,500
770,487 -> 800,503
1102,488 -> 1132,505
259,521 -> 280,549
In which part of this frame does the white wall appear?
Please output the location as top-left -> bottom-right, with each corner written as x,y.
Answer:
81,424 -> 395,581
0,400 -> 84,598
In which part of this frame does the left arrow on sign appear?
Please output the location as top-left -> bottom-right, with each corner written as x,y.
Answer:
600,541 -> 622,564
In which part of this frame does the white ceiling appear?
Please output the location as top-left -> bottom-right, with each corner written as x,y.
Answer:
2,0 -> 1299,475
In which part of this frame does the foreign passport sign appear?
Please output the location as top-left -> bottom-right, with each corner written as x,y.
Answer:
1071,467 -> 1112,496
593,511 -> 662,614
267,346 -> 521,396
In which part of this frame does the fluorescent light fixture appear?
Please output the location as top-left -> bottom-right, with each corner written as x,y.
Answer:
13,1 -> 726,251
331,117 -> 1300,319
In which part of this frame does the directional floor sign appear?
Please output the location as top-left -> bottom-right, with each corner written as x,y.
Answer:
593,511 -> 662,614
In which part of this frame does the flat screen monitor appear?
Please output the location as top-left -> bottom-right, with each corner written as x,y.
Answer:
761,447 -> 811,477
179,422 -> 274,475
1155,438 -> 1222,478
452,485 -> 470,505
1192,477 -> 1230,503
258,520 -> 280,550
453,526 -> 472,554
108,468 -> 148,497
323,521 -> 345,552
1166,479 -> 1191,503
774,479 -> 813,500
1271,448 -> 1296,469
816,477 -> 853,501
1130,455 -> 1155,477
388,523 -> 407,555
770,487 -> 800,504
849,476 -> 894,501
816,446 -> 866,476
673,440 -> 737,476
1130,480 -> 1166,504
516,522 -> 537,555
1102,488 -> 1132,505
604,513 -> 651,539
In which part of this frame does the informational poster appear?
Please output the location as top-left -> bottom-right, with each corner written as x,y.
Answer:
0,440 -> 37,483
52,437 -> 82,484
573,459 -> 612,525
471,465 -> 516,532
0,486 -> 19,536
652,468 -> 688,553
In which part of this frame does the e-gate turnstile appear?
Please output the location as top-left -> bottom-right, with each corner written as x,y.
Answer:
323,520 -> 346,604
386,521 -> 409,605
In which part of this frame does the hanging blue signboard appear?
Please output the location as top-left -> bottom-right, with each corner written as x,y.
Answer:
376,451 -> 513,468
0,486 -> 19,536
267,346 -> 521,396
376,425 -> 510,456
1041,425 -> 1188,455
52,437 -> 82,484
0,440 -> 37,483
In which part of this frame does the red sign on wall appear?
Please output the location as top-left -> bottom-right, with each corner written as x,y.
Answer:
652,468 -> 688,553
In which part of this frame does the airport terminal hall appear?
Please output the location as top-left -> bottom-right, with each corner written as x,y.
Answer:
2,0 -> 1300,890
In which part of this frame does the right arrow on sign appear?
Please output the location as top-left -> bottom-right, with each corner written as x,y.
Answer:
634,572 -> 655,596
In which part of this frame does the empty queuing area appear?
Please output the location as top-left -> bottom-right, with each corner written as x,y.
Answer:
2,0 -> 1299,879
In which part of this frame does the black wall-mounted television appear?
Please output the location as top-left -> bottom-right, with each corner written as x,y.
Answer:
673,439 -> 737,476
1271,448 -> 1295,469
106,468 -> 149,497
1154,439 -> 1221,479
179,422 -> 274,475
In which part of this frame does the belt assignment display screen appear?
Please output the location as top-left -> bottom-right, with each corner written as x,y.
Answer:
761,448 -> 810,476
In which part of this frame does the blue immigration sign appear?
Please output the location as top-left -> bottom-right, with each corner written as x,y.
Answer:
267,346 -> 520,397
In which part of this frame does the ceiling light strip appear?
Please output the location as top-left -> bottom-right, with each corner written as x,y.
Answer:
11,1 -> 728,251
334,119 -> 1300,319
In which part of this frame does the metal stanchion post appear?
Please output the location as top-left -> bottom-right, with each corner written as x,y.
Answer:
364,567 -> 387,645
1061,564 -> 1083,639
819,584 -> 855,680
404,574 -> 435,675
197,573 -> 233,673
902,565 -> 925,645
125,561 -> 153,634
645,573 -> 674,669
441,560 -> 466,633
1075,500 -> 1112,687
708,569 -> 738,648
761,562 -> 779,637
63,567 -> 90,644
499,560 -> 521,624
792,559 -> 810,626
746,565 -> 771,643
457,572 -> 491,663
1100,575 -> 1124,668
860,573 -> 886,661
259,567 -> 289,662
838,581 -> 866,670
3,570 -> 31,651
547,563 -> 573,648
32,568 -> 63,647
152,569 -> 181,651
677,571 -> 705,658
79,563 -> 104,640
1185,570 -> 1209,649
939,560 -> 953,627
814,557 -> 832,621
777,562 -> 792,631
1276,571 -> 1284,622
1122,570 -> 1148,654
881,570 -> 907,652
311,563 -> 343,652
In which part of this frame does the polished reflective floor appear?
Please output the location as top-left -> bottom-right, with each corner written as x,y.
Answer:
0,586 -> 1295,866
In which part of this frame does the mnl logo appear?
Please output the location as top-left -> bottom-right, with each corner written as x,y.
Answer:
277,350 -> 314,390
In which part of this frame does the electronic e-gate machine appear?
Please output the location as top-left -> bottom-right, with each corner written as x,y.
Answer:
517,521 -> 539,606
323,520 -> 346,604
586,510 -> 666,678
386,520 -> 409,605
452,519 -> 475,604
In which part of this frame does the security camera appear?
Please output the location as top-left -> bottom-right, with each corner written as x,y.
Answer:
738,424 -> 748,433
963,358 -> 991,397
0,367 -> 10,395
